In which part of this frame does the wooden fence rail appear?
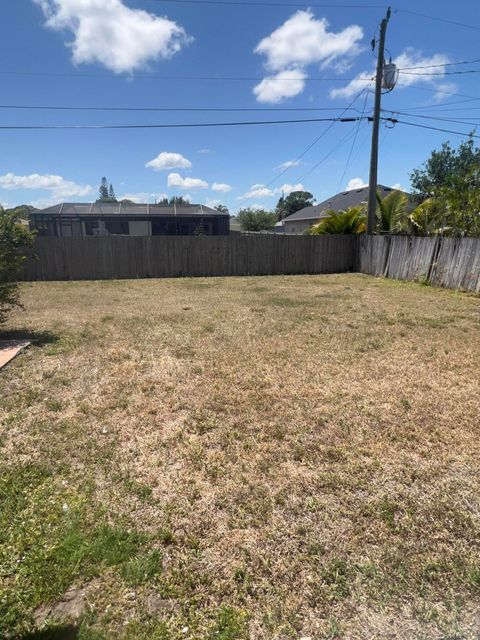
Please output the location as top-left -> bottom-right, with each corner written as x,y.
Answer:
21,235 -> 357,281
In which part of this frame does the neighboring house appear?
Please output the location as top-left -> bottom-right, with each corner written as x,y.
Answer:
29,202 -> 230,237
282,185 -> 407,234
229,217 -> 242,234
273,220 -> 285,233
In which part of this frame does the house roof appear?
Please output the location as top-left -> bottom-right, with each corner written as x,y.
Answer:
283,185 -> 407,222
30,202 -> 227,218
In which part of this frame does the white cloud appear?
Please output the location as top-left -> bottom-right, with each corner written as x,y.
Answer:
211,182 -> 232,193
346,177 -> 367,190
0,172 -> 92,199
197,148 -> 211,154
34,0 -> 191,74
238,184 -> 275,200
391,183 -> 402,191
146,152 -> 192,171
237,182 -> 305,200
29,197 -> 61,209
278,183 -> 305,195
329,71 -> 373,99
254,69 -> 307,103
167,173 -> 208,190
205,198 -> 222,208
276,159 -> 302,170
255,11 -> 363,72
253,11 -> 363,103
432,82 -> 458,103
331,48 -> 452,99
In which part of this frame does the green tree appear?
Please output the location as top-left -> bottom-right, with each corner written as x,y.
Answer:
158,196 -> 191,206
410,136 -> 480,200
4,205 -> 37,220
237,208 -> 277,231
98,177 -> 109,202
306,206 -> 366,235
407,198 -> 444,236
0,207 -> 35,324
275,191 -> 315,220
408,136 -> 480,236
214,204 -> 229,214
97,178 -> 117,203
376,190 -> 409,233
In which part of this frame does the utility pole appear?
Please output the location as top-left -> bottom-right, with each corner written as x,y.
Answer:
367,6 -> 391,234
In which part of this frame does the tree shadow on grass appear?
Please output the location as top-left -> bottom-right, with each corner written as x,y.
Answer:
17,626 -> 78,640
0,329 -> 59,347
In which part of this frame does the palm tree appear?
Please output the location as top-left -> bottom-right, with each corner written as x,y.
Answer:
376,190 -> 408,233
407,198 -> 446,235
307,206 -> 366,235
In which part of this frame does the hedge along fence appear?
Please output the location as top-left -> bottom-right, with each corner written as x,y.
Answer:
358,235 -> 480,294
20,234 -> 357,281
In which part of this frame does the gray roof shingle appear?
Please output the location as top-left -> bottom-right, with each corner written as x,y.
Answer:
283,185 -> 408,222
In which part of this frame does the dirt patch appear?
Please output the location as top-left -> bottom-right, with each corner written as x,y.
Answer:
34,588 -> 86,627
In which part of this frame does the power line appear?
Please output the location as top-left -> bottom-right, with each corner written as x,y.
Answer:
383,110 -> 480,127
406,85 -> 480,101
145,0 -> 385,7
397,98 -> 480,112
382,117 -> 480,139
395,8 -> 480,32
0,69 -> 369,82
0,103 -> 366,113
398,58 -> 480,71
400,69 -> 480,77
240,86 -> 370,203
295,124 -> 362,183
289,86 -> 372,185
336,90 -> 370,192
405,107 -> 480,113
0,115 -> 369,131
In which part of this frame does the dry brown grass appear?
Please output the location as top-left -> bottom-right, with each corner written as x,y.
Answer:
1,274 -> 479,639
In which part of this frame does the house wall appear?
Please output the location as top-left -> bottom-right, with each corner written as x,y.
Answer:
283,219 -> 319,235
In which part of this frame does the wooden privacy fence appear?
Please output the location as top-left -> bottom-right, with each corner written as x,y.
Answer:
20,234 -> 480,292
21,235 -> 357,281
358,235 -> 480,294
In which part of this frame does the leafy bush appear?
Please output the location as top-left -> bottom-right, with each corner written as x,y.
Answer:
237,208 -> 277,231
376,190 -> 409,233
410,137 -> 480,237
0,207 -> 34,324
306,206 -> 366,235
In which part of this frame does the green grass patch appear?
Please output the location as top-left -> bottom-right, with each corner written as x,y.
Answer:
0,464 -> 147,637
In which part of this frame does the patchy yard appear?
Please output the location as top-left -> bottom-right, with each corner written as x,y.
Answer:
1,274 -> 479,640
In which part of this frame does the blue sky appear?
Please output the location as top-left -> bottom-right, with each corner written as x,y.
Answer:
1,0 -> 479,212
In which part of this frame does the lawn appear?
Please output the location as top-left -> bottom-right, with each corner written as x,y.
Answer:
1,274 -> 479,640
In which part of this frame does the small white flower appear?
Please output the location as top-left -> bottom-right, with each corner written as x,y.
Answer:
62,503 -> 69,513
182,627 -> 189,634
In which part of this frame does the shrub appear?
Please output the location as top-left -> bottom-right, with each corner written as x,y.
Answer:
0,207 -> 34,325
306,206 -> 366,235
237,208 -> 277,231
